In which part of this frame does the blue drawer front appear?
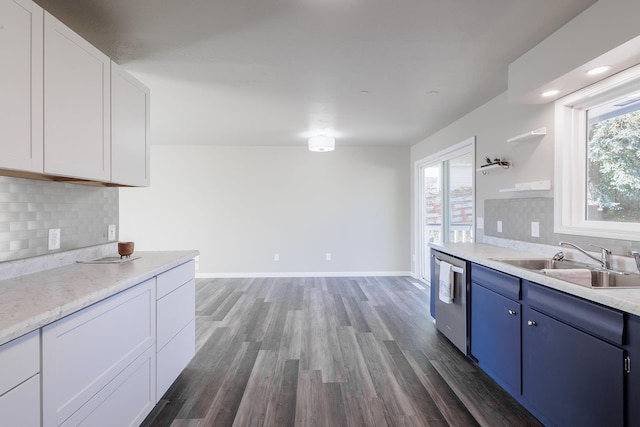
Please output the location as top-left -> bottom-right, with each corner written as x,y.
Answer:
471,263 -> 520,300
526,281 -> 624,345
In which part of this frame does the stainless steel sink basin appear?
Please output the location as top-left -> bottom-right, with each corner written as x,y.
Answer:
591,270 -> 640,288
490,257 -> 640,289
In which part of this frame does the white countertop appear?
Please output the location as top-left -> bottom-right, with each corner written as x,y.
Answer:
431,242 -> 640,317
0,250 -> 199,346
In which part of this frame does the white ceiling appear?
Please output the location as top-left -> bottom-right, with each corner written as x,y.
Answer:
35,0 -> 597,147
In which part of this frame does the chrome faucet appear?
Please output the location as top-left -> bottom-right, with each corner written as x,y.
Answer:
559,241 -> 612,270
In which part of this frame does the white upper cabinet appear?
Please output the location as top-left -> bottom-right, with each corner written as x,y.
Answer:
111,62 -> 150,187
0,0 -> 44,173
43,11 -> 111,181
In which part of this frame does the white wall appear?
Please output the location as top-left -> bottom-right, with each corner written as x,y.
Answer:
120,145 -> 411,276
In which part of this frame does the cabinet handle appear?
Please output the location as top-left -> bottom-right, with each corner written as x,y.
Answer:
527,320 -> 537,326
508,309 -> 517,316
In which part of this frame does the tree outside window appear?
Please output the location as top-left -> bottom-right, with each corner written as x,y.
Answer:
587,107 -> 640,223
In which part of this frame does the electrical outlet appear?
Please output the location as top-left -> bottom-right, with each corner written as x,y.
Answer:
107,224 -> 116,241
477,217 -> 484,230
325,252 -> 332,261
48,228 -> 61,250
531,221 -> 540,237
497,220 -> 503,233
274,253 -> 280,262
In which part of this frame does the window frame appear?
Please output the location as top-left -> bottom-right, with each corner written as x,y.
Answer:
414,137 -> 475,281
554,64 -> 640,240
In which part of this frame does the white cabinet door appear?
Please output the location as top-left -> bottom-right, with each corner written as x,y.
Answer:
111,61 -> 150,187
43,11 -> 111,181
42,279 -> 155,426
0,0 -> 43,173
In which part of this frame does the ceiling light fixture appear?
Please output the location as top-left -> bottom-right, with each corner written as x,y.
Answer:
308,135 -> 335,152
586,65 -> 611,76
541,89 -> 560,97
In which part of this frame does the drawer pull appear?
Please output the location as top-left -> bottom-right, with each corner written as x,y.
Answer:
527,320 -> 537,326
508,309 -> 517,316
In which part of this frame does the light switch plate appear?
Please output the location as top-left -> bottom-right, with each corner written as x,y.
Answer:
107,224 -> 116,241
497,220 -> 503,233
531,221 -> 540,237
274,253 -> 280,262
477,217 -> 484,230
326,252 -> 332,261
48,228 -> 61,250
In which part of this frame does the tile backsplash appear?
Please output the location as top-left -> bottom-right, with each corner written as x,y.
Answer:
0,176 -> 118,262
484,197 -> 640,256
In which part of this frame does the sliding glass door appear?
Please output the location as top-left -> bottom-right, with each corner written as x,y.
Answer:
416,138 -> 475,282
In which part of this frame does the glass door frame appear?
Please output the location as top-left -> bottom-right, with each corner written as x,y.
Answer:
414,137 -> 476,282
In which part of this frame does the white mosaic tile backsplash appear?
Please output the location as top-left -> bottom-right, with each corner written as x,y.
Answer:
484,197 -> 640,257
0,176 -> 118,262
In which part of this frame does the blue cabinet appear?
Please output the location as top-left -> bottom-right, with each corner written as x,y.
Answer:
523,281 -> 624,427
469,263 -> 627,426
523,307 -> 623,427
470,264 -> 522,396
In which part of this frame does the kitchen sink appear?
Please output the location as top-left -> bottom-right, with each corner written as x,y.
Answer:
490,257 -> 640,289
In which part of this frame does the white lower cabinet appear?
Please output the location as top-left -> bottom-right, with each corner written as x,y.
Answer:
2,258 -> 196,426
42,278 -> 156,427
156,261 -> 196,399
0,329 -> 40,427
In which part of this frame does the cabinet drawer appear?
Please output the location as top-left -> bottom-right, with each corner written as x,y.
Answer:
157,319 -> 195,399
0,329 -> 39,395
157,260 -> 195,299
472,263 -> 520,300
61,345 -> 156,427
526,281 -> 623,345
158,279 -> 195,351
43,279 -> 155,425
0,374 -> 40,427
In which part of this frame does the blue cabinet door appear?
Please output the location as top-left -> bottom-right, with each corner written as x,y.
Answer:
470,283 -> 522,395
523,308 -> 624,427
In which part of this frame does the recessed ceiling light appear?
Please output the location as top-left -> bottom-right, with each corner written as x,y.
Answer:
426,90 -> 439,96
586,65 -> 611,76
542,90 -> 560,97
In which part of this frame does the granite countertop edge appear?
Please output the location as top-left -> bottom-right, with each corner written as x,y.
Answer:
431,242 -> 640,317
0,250 -> 199,346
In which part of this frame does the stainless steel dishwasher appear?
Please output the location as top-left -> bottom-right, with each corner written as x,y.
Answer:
431,249 -> 470,355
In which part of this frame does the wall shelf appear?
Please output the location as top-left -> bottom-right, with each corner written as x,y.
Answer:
507,127 -> 547,143
477,161 -> 511,174
499,180 -> 551,192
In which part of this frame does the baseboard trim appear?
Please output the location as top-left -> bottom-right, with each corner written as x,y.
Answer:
195,271 -> 413,279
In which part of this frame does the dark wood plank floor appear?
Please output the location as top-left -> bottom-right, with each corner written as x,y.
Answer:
142,277 -> 542,427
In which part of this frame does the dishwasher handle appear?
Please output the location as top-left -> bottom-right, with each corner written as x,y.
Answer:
434,258 -> 465,275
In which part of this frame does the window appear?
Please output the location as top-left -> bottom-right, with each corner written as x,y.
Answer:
555,64 -> 640,240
